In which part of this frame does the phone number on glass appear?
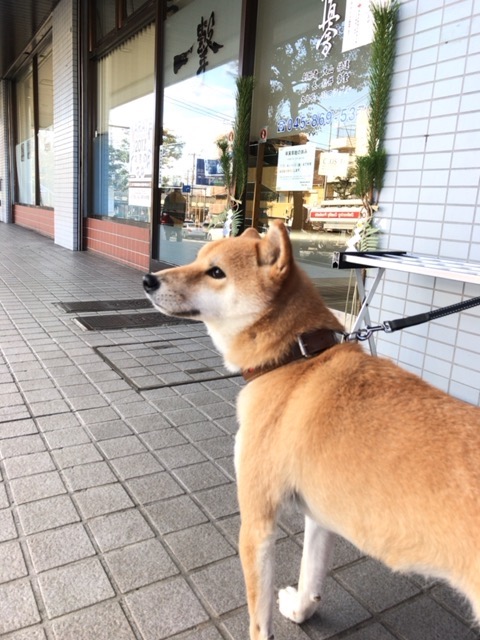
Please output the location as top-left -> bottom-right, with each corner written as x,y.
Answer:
276,106 -> 360,134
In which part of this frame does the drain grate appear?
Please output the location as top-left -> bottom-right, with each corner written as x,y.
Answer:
57,299 -> 153,313
73,313 -> 196,331
95,337 -> 236,390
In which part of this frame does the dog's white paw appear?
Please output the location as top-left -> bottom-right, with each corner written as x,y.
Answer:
278,586 -> 320,624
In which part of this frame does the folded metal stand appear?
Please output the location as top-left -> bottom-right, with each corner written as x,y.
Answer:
332,251 -> 480,355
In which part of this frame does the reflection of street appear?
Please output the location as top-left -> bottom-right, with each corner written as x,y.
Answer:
158,233 -> 207,265
158,227 -> 350,280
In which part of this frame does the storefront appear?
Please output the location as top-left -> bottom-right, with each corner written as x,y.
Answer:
1,0 -> 373,276
1,1 -> 480,402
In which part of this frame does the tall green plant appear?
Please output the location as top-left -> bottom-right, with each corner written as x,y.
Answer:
215,76 -> 254,236
351,0 -> 399,251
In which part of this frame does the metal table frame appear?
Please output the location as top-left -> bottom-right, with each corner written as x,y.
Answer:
332,251 -> 480,355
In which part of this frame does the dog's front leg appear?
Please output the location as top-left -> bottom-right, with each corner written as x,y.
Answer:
239,520 -> 276,640
279,515 -> 334,623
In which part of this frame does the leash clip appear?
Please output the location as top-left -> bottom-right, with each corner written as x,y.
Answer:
344,324 -> 385,342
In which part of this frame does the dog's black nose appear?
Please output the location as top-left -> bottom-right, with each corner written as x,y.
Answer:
143,273 -> 160,293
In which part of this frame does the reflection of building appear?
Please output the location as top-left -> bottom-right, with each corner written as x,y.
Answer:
1,1 -> 480,402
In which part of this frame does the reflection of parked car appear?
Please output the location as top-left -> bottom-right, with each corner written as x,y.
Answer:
205,222 -> 225,241
182,222 -> 207,240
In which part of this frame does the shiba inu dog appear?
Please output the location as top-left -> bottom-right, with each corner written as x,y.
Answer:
143,222 -> 480,640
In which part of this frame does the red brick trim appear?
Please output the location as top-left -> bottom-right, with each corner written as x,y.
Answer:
84,218 -> 150,270
13,205 -> 54,238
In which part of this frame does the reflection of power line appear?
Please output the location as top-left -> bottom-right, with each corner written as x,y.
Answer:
164,95 -> 233,124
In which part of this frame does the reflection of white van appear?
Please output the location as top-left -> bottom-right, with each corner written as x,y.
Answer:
205,222 -> 224,241
307,200 -> 362,232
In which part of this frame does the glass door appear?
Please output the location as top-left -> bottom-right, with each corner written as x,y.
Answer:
156,0 -> 241,266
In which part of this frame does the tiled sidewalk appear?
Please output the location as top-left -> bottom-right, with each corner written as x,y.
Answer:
0,223 -> 478,640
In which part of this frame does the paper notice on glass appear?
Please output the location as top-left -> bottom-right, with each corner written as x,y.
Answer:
342,0 -> 374,53
276,145 -> 316,192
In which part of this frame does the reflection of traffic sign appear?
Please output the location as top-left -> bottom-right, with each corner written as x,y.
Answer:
259,127 -> 268,143
182,185 -> 191,193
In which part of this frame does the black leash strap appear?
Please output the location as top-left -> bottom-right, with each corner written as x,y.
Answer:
345,295 -> 480,342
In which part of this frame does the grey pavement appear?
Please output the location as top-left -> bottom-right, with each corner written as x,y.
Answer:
0,223 -> 478,640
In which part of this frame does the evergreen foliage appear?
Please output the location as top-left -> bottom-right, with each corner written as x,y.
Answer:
215,76 -> 254,236
351,0 -> 399,251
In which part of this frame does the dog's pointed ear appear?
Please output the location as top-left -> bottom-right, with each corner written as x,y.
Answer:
242,227 -> 260,240
258,222 -> 293,277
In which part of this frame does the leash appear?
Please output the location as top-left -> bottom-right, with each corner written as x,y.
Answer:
344,295 -> 480,342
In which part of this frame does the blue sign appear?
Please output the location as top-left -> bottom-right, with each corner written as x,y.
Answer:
182,185 -> 191,194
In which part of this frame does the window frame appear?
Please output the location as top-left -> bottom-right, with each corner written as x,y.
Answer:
12,36 -> 53,208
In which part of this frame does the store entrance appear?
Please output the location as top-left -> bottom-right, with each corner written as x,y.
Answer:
152,0 -> 241,268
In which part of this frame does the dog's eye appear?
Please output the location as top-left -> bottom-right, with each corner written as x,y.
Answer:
206,266 -> 226,280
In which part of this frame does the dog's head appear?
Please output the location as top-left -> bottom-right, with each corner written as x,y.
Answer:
143,221 -> 292,323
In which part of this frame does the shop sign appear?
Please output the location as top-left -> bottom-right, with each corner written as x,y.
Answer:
318,152 -> 350,178
316,0 -> 341,58
276,145 -> 316,191
309,208 -> 361,220
164,0 -> 239,87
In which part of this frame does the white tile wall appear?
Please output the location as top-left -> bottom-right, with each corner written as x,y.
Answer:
52,0 -> 79,250
371,0 -> 480,405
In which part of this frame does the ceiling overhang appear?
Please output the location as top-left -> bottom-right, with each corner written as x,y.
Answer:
0,0 -> 58,79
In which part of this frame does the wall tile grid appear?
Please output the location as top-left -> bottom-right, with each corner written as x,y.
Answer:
52,0 -> 79,250
371,0 -> 480,405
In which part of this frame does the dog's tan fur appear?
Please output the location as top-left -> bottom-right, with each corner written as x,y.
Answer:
144,222 -> 480,640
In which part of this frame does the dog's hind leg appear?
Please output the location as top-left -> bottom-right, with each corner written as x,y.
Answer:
239,516 -> 277,640
279,515 -> 334,624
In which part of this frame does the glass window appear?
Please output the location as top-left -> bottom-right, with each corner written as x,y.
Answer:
95,0 -> 117,41
15,65 -> 36,205
158,0 -> 241,264
125,0 -> 150,17
92,23 -> 155,223
38,50 -> 54,207
249,0 -> 371,289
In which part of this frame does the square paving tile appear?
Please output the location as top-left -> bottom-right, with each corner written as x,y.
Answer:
10,471 -> 66,504
38,558 -> 115,619
17,495 -> 80,535
381,595 -> 479,640
0,580 -> 41,634
74,483 -> 134,519
62,462 -> 117,491
173,461 -> 231,492
0,541 -> 28,583
335,558 -> 420,613
110,452 -> 164,479
145,495 -> 208,534
126,472 -> 184,504
105,538 -> 179,592
3,452 -> 56,479
27,523 -> 96,572
88,508 -> 155,552
0,509 -> 17,541
191,555 -> 246,615
51,601 -> 136,640
165,522 -> 235,570
125,577 -> 209,640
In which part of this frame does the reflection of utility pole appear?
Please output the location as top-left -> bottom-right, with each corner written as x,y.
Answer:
188,153 -> 196,218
